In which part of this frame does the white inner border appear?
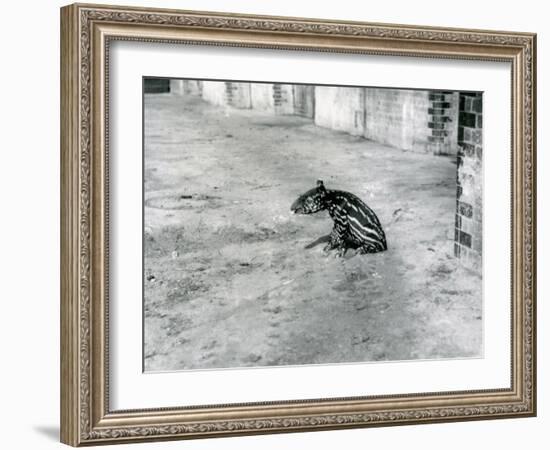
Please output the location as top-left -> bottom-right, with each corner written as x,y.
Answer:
109,41 -> 511,410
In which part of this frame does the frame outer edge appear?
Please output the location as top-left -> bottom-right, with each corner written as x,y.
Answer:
61,2 -> 537,445
61,4 -> 81,447
529,33 -> 537,416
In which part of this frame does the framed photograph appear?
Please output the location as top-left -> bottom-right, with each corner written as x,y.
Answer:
60,3 -> 536,446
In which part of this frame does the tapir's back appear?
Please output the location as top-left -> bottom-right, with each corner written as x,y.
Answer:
325,190 -> 387,252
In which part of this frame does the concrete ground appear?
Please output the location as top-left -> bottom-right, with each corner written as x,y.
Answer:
143,93 -> 482,372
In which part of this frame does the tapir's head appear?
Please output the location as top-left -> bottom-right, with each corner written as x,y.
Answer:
290,180 -> 328,215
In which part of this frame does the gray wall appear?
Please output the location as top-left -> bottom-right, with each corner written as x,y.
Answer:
201,80 -> 226,107
176,80 -> 460,156
364,89 -> 430,151
314,86 -> 365,136
250,83 -> 274,111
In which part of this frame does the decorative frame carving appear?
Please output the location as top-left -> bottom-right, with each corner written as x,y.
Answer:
60,3 -> 536,446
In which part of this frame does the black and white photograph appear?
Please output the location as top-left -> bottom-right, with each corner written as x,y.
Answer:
142,78 -> 483,372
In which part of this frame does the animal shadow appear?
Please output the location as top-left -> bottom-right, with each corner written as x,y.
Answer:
304,234 -> 330,249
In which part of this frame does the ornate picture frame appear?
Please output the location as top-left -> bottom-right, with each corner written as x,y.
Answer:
60,3 -> 536,446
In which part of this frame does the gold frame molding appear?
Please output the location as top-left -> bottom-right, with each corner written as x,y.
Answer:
60,2 -> 537,446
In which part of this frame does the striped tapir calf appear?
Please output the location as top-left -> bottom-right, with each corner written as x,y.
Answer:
291,180 -> 387,256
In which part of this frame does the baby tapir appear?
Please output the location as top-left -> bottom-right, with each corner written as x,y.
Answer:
291,180 -> 387,256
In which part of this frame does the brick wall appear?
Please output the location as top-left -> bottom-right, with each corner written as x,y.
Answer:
202,81 -> 296,114
190,81 -> 463,156
454,92 -> 483,269
250,83 -> 274,111
200,81 -> 252,108
224,82 -> 252,109
292,85 -> 315,118
272,84 -> 295,115
364,89 -> 432,151
428,91 -> 460,155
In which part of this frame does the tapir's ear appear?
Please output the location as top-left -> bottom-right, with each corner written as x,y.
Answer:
316,179 -> 326,193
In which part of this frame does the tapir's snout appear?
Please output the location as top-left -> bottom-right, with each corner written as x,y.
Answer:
290,198 -> 303,214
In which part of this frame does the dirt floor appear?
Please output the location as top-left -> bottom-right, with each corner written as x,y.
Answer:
143,93 -> 482,372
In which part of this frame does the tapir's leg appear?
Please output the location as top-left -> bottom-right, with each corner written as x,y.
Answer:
324,220 -> 348,253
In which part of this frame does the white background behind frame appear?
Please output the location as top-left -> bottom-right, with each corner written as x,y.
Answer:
1,0 -> 546,449
110,41 -> 511,410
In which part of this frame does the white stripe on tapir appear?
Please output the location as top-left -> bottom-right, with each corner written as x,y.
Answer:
291,181 -> 387,254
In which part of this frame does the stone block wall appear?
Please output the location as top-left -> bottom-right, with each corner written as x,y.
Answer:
427,91 -> 460,155
224,82 -> 252,109
198,82 -> 295,114
292,85 -> 315,118
199,81 -> 252,109
272,84 -> 295,115
172,81 -> 461,156
364,89 -> 432,152
250,83 -> 274,111
314,86 -> 365,136
454,92 -> 483,270
196,82 -> 463,156
200,80 -> 227,107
